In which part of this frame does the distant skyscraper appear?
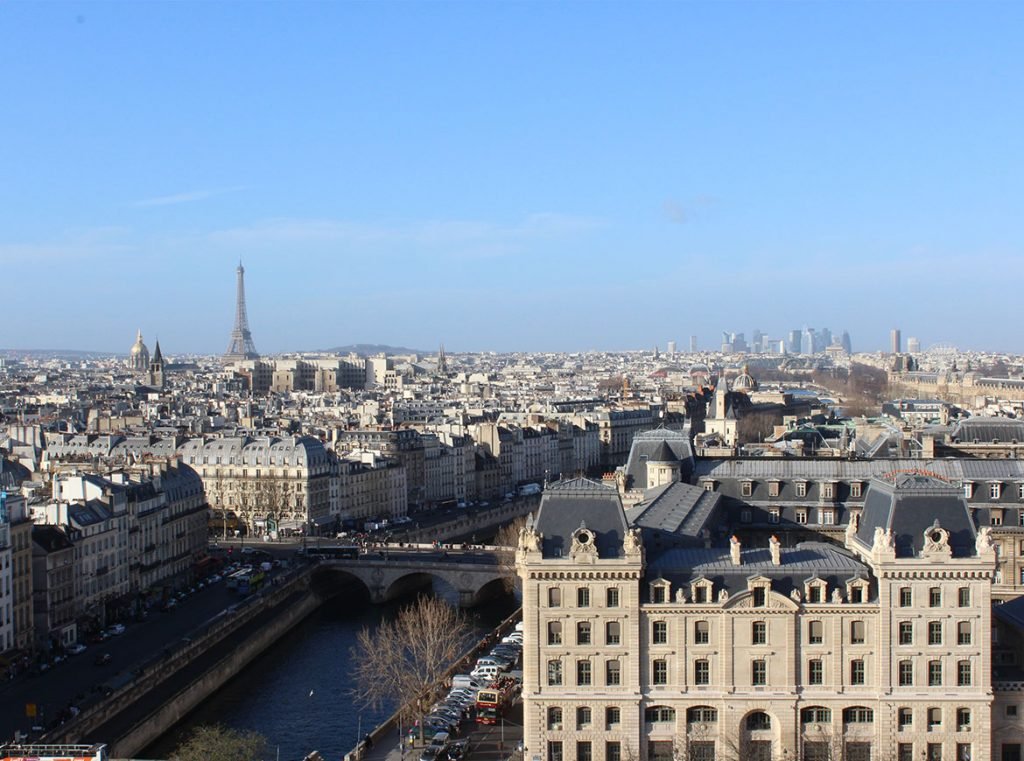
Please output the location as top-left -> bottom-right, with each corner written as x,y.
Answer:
801,327 -> 815,355
689,336 -> 698,353
841,330 -> 853,354
890,328 -> 902,354
225,262 -> 259,362
907,336 -> 920,354
788,330 -> 802,354
667,340 -> 676,357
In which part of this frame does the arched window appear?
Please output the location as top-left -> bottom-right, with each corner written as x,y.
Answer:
843,707 -> 874,725
645,706 -> 676,723
547,706 -> 563,730
687,706 -> 718,723
747,712 -> 771,731
801,707 -> 831,724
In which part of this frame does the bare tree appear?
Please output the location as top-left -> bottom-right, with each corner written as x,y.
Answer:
171,724 -> 266,761
351,595 -> 473,743
494,515 -> 527,592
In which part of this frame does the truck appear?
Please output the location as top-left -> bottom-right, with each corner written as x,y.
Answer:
518,483 -> 542,497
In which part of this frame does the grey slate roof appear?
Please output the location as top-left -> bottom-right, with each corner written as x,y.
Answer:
646,541 -> 871,599
623,428 -> 694,488
534,478 -> 628,559
856,474 -> 976,557
951,418 -> 1024,444
625,481 -> 722,539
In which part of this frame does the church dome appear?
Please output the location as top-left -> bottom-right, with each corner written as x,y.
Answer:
732,364 -> 757,392
128,329 -> 150,372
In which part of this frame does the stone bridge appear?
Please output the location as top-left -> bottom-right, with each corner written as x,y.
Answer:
310,548 -> 515,607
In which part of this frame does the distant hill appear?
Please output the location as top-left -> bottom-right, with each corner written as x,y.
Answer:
0,348 -> 117,359
326,344 -> 430,356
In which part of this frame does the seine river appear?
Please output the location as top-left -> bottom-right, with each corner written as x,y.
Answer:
144,591 -> 518,761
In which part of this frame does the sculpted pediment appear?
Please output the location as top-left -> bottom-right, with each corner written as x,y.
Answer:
723,589 -> 799,611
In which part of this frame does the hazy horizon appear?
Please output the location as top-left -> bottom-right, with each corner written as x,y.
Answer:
3,2 -> 1021,354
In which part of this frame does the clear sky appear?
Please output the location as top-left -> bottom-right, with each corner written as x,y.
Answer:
2,1 -> 1021,355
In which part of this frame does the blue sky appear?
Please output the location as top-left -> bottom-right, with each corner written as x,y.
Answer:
2,1 -> 1021,355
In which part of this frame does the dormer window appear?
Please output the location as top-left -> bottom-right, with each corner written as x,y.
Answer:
691,580 -> 712,604
850,482 -> 863,499
821,482 -> 835,500
702,479 -> 716,493
650,580 -> 670,604
795,481 -> 808,498
964,481 -> 974,499
805,579 -> 827,603
847,579 -> 869,604
741,480 -> 754,497
768,480 -> 781,498
990,483 -> 1002,500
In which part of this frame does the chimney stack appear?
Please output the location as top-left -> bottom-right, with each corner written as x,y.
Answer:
730,535 -> 741,566
769,535 -> 781,566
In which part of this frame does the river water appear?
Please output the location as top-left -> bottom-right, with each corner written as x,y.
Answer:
144,591 -> 518,761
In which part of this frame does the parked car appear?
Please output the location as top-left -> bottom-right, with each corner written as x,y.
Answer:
106,623 -> 126,636
67,643 -> 87,656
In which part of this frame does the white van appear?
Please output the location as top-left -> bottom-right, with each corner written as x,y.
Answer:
451,674 -> 483,690
471,665 -> 500,681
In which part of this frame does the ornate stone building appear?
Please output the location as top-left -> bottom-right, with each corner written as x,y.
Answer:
517,475 -> 1004,761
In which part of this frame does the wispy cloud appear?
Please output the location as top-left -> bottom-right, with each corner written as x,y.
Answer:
132,186 -> 248,208
207,212 -> 603,259
663,195 -> 717,225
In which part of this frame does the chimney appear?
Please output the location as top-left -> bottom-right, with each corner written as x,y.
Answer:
730,535 -> 741,566
769,535 -> 781,566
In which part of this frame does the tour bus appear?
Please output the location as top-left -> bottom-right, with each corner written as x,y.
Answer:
475,684 -> 513,725
236,569 -> 266,595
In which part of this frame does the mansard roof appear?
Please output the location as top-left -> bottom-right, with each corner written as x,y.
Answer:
856,473 -> 976,557
534,478 -> 628,559
623,427 -> 693,487
625,481 -> 721,540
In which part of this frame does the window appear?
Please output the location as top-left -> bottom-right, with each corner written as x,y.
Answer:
900,587 -> 913,607
928,707 -> 942,730
606,587 -> 619,608
844,707 -> 874,724
606,706 -> 621,728
747,712 -> 771,730
930,587 -> 942,607
808,584 -> 822,603
690,744 -> 715,761
547,660 -> 562,686
688,706 -> 718,723
577,621 -> 592,645
1007,705 -> 1018,718
956,746 -> 971,761
809,620 -> 824,644
899,660 -> 914,686
898,708 -> 913,730
802,707 -> 831,724
577,660 -> 592,686
929,661 -> 942,687
606,621 -> 621,645
578,587 -> 590,607
898,746 -> 914,761
796,509 -> 808,524
846,743 -> 871,761
645,706 -> 676,723
964,483 -> 973,499
850,659 -> 865,685
822,483 -> 835,499
992,511 -> 1004,526
820,508 -> 835,525
850,584 -> 864,603
547,706 -> 563,730
703,481 -> 715,492
958,587 -> 970,607
851,482 -> 863,498
652,621 -> 668,645
752,621 -> 767,644
957,661 -> 972,687
549,587 -> 561,607
740,509 -> 752,524
576,707 -> 592,730
652,584 -> 667,603
928,745 -> 942,761
650,743 -> 674,761
957,708 -> 972,731
548,621 -> 563,645
992,483 -> 1003,499
958,622 -> 972,645
548,742 -> 563,761
742,481 -> 753,497
808,659 -> 823,685
769,481 -> 780,497
606,659 -> 621,686
752,659 -> 767,686
694,620 -> 710,644
577,742 -> 592,761
693,585 -> 708,603
929,621 -> 943,645
694,659 -> 710,685
851,620 -> 866,644
899,621 -> 914,645
606,743 -> 621,761
753,587 -> 766,607
796,482 -> 808,497
769,508 -> 780,524
652,659 -> 668,685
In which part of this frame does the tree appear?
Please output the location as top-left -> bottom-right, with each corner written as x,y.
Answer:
351,595 -> 473,743
493,516 -> 527,592
171,724 -> 267,761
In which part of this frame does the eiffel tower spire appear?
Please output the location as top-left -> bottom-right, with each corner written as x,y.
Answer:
224,261 -> 259,361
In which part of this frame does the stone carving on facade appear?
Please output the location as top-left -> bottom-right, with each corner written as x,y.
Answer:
718,589 -> 729,603
845,511 -> 860,544
871,526 -> 894,552
624,526 -> 643,556
789,589 -> 802,603
675,588 -> 687,603
976,526 -> 995,556
922,520 -> 951,557
831,588 -> 843,603
518,515 -> 542,553
570,522 -> 598,560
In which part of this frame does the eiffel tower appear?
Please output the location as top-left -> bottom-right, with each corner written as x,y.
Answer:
224,261 -> 260,361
